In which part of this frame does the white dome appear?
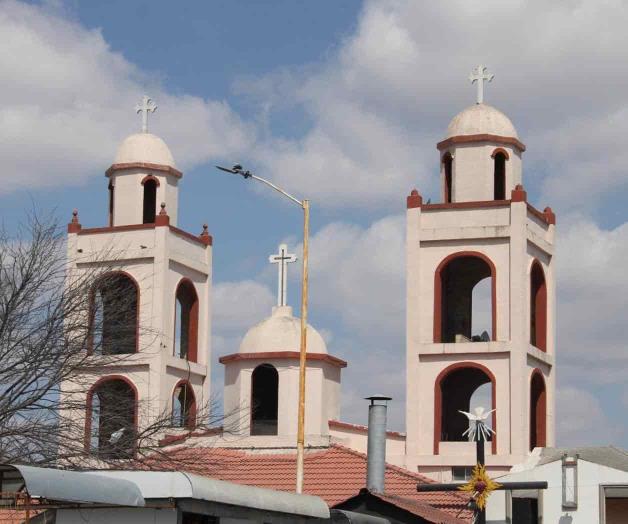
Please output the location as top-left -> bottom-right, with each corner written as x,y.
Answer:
114,133 -> 176,167
239,306 -> 327,354
446,103 -> 518,139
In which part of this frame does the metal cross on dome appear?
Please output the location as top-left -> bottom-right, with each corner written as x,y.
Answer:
469,65 -> 494,104
269,243 -> 297,307
136,95 -> 157,133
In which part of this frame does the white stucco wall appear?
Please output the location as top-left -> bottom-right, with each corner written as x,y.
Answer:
486,459 -> 628,524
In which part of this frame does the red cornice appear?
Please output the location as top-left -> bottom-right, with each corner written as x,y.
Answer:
422,199 -> 511,211
436,134 -> 526,152
219,351 -> 347,368
76,222 -> 212,246
328,419 -> 405,438
106,162 -> 183,179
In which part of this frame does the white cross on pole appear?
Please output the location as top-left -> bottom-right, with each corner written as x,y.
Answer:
469,65 -> 494,104
135,95 -> 158,133
269,243 -> 297,307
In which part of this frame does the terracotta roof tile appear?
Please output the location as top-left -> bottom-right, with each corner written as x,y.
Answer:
152,444 -> 472,522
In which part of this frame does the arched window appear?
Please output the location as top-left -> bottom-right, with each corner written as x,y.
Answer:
530,261 -> 547,352
90,273 -> 138,355
443,153 -> 453,203
172,381 -> 196,429
493,152 -> 506,200
174,279 -> 199,362
108,181 -> 115,226
142,178 -> 157,224
434,363 -> 496,454
434,252 -> 496,343
87,377 -> 136,459
530,371 -> 547,450
251,364 -> 278,436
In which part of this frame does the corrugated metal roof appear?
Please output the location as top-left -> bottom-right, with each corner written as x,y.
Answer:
88,470 -> 330,519
538,446 -> 628,472
3,465 -> 144,507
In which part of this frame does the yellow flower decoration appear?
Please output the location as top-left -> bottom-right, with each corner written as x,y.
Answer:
458,464 -> 501,510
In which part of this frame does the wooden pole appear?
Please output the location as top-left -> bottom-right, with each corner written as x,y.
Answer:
295,199 -> 310,493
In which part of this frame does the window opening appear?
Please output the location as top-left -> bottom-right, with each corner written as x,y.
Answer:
530,372 -> 547,450
494,152 -> 506,200
174,280 -> 198,361
530,262 -> 547,351
91,273 -> 138,355
88,379 -> 135,459
172,382 -> 195,428
251,364 -> 279,436
142,178 -> 157,223
438,255 -> 494,343
443,153 -> 453,203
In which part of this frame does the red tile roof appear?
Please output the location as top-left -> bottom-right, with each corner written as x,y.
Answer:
153,444 -> 472,522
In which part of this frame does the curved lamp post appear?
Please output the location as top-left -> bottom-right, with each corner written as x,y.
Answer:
216,164 -> 310,494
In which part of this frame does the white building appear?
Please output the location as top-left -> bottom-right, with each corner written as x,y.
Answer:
486,446 -> 628,524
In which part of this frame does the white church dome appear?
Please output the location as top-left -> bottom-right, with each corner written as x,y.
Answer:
239,306 -> 328,354
446,103 -> 518,139
114,133 -> 176,167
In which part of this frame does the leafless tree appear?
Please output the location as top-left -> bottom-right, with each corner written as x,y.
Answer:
0,212 -> 243,470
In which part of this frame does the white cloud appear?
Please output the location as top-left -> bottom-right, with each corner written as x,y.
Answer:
212,280 -> 274,336
0,1 -> 253,193
556,387 -> 622,447
238,0 -> 628,213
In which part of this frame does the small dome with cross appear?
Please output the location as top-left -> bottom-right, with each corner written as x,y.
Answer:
446,103 -> 518,139
239,306 -> 328,355
114,132 -> 176,167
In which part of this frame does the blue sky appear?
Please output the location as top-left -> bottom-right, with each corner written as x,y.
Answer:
2,0 -> 628,448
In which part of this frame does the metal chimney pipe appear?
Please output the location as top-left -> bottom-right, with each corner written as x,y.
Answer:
365,394 -> 392,493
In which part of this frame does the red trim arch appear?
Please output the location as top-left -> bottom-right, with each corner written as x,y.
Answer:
140,174 -> 161,187
433,362 -> 497,455
491,147 -> 510,160
529,369 -> 547,450
530,260 -> 547,352
84,375 -> 139,453
172,379 -> 197,429
173,278 -> 199,363
433,251 -> 497,343
88,271 -> 140,355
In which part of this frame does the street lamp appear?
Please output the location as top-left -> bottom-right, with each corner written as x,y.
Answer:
216,164 -> 310,494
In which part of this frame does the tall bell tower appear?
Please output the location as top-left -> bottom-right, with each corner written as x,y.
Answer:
404,68 -> 556,481
65,97 -> 212,458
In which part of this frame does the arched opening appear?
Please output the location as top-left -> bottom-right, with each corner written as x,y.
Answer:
443,153 -> 453,203
174,279 -> 199,362
530,371 -> 547,450
142,178 -> 157,224
172,381 -> 196,429
87,377 -> 136,459
108,181 -> 114,226
90,273 -> 138,355
434,252 -> 496,343
493,152 -> 506,200
434,363 -> 496,454
251,364 -> 278,436
530,261 -> 547,352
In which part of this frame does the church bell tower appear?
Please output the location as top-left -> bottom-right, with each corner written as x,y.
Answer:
65,97 -> 212,458
404,67 -> 556,481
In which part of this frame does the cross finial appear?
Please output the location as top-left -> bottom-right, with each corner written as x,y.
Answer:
469,65 -> 494,104
269,243 -> 297,307
135,95 -> 157,133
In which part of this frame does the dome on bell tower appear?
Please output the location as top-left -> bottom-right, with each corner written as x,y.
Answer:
114,132 -> 176,167
445,103 -> 518,140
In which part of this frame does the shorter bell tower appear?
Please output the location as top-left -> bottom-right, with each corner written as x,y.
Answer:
219,244 -> 346,448
405,68 -> 556,481
64,97 -> 213,459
